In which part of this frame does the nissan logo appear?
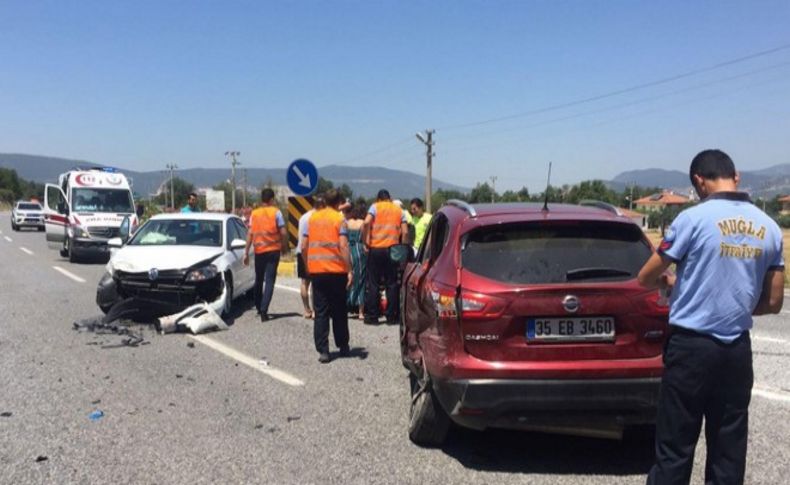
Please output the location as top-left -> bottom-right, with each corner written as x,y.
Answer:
562,295 -> 580,313
148,268 -> 159,281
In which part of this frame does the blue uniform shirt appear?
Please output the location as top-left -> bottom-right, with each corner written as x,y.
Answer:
659,192 -> 784,342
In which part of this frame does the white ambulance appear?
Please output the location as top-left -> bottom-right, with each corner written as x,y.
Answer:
43,167 -> 141,262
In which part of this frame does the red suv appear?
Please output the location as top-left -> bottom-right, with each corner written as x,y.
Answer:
399,200 -> 668,446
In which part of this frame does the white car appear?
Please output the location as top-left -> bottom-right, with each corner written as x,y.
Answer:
11,200 -> 45,231
96,212 -> 255,317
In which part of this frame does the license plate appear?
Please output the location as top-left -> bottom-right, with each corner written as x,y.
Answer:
527,317 -> 615,342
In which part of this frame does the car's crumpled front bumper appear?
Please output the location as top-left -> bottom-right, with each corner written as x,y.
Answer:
97,270 -> 227,318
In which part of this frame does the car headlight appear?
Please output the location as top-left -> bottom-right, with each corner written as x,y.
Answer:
68,225 -> 91,238
185,265 -> 219,282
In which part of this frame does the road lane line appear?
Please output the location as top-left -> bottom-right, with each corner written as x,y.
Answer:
753,386 -> 790,403
52,266 -> 87,283
753,336 -> 789,345
3,236 -> 11,242
275,284 -> 300,294
188,334 -> 305,387
19,247 -> 34,255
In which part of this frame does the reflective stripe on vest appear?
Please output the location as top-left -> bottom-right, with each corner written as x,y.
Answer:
250,206 -> 281,254
369,201 -> 402,248
307,208 -> 347,274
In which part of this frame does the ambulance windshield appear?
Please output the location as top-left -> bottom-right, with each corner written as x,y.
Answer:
72,188 -> 134,213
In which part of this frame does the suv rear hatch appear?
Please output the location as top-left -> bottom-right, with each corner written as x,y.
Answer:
457,220 -> 667,364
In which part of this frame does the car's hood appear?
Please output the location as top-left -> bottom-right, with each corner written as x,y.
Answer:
109,246 -> 224,273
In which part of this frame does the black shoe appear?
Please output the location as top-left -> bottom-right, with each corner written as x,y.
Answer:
318,352 -> 331,364
385,317 -> 398,325
363,318 -> 379,325
339,346 -> 350,357
260,313 -> 270,322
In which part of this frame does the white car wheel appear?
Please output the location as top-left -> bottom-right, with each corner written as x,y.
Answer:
222,275 -> 233,317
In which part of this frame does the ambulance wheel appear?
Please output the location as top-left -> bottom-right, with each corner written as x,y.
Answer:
67,239 -> 78,263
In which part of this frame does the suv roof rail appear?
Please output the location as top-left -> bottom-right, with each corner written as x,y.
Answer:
579,200 -> 624,216
445,199 -> 477,217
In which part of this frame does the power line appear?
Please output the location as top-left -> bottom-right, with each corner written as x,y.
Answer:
436,41 -> 790,131
440,59 -> 790,145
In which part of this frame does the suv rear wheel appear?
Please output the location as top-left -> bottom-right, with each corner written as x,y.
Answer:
408,371 -> 450,446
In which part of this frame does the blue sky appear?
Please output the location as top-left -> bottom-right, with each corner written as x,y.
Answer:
1,0 -> 790,191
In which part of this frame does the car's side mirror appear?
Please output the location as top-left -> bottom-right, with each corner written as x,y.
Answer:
57,202 -> 69,216
118,215 -> 131,243
107,237 -> 124,248
388,244 -> 415,264
230,238 -> 246,250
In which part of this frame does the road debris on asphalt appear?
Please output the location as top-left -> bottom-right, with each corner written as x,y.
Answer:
157,303 -> 228,335
35,456 -> 48,463
88,410 -> 104,421
1,412 -> 12,417
287,416 -> 301,423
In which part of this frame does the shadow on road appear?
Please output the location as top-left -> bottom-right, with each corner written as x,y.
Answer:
441,426 -> 654,476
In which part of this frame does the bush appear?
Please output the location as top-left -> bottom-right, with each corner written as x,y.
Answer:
776,214 -> 790,229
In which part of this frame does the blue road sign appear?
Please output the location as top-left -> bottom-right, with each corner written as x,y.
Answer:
286,159 -> 318,196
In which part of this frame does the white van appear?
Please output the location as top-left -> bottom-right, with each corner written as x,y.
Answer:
43,167 -> 141,262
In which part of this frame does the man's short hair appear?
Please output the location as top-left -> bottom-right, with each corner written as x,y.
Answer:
324,189 -> 341,207
188,192 -> 198,199
377,189 -> 391,201
690,149 -> 736,185
261,188 -> 275,203
410,197 -> 424,209
313,195 -> 326,210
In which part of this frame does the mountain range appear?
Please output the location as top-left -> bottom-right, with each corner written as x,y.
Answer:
1,153 -> 788,200
0,154 -> 469,199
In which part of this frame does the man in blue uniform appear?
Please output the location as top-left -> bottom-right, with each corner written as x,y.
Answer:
638,149 -> 784,485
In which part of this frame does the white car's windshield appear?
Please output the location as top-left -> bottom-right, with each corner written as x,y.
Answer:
129,219 -> 223,247
72,188 -> 134,213
17,203 -> 42,211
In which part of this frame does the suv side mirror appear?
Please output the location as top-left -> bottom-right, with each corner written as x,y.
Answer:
119,215 -> 131,243
388,244 -> 415,264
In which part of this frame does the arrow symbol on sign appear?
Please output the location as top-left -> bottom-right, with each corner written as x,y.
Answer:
292,165 -> 312,188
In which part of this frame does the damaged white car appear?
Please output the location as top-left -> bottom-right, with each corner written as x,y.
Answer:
96,212 -> 254,320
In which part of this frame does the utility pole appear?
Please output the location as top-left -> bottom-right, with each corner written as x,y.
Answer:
489,176 -> 498,203
166,163 -> 178,210
415,129 -> 435,213
242,168 -> 248,208
629,183 -> 634,210
225,151 -> 241,212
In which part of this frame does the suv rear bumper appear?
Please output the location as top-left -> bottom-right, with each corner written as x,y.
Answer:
433,377 -> 660,432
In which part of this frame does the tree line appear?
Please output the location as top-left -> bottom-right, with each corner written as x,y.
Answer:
0,168 -> 45,205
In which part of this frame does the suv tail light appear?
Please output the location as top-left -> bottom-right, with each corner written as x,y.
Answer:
430,288 -> 507,320
637,289 -> 670,316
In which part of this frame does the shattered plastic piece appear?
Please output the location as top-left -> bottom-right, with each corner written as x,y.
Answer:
287,416 -> 301,423
187,342 -> 195,348
89,410 -> 104,421
259,358 -> 269,367
73,315 -> 146,348
35,456 -> 48,463
157,303 -> 228,335
1,412 -> 12,417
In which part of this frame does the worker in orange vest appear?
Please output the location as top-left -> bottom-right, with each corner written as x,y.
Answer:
244,188 -> 288,322
301,189 -> 352,363
362,189 -> 409,325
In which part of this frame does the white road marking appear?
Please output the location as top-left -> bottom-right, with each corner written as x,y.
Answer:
19,247 -> 34,255
3,236 -> 11,242
753,335 -> 789,345
188,334 -> 305,387
275,284 -> 300,294
52,266 -> 86,283
753,386 -> 790,404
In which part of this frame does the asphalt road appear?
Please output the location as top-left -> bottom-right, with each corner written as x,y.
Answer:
1,213 -> 788,485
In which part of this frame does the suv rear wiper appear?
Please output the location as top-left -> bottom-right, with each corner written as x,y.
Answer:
565,267 -> 632,281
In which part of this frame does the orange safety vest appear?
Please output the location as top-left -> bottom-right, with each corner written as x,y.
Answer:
306,208 -> 347,274
369,201 -> 402,248
250,206 -> 281,254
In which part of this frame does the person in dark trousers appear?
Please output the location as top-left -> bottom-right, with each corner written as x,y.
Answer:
244,188 -> 288,321
301,189 -> 352,363
362,189 -> 409,325
638,149 -> 785,485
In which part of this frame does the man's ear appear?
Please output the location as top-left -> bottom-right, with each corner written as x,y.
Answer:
691,174 -> 706,198
733,171 -> 740,188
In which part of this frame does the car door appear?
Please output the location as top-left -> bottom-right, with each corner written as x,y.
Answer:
230,218 -> 254,292
43,184 -> 69,249
415,215 -> 451,334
